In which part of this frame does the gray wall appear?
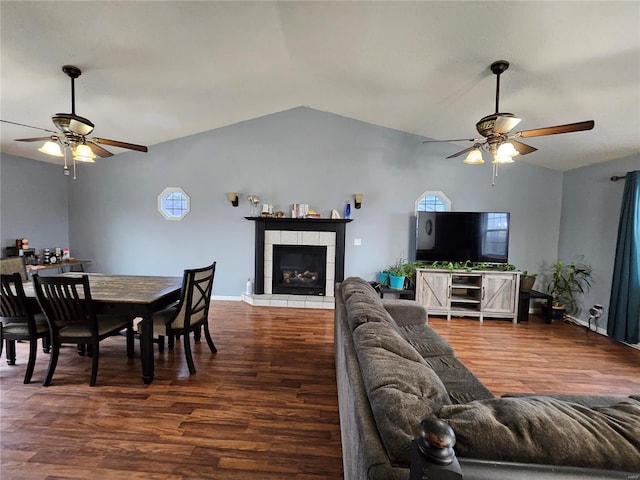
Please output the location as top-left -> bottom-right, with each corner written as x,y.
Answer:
0,154 -> 69,256
558,154 -> 640,329
4,107 -> 562,296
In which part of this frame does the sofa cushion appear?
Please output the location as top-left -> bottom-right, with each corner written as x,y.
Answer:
342,276 -> 379,303
439,396 -> 640,472
423,354 -> 494,404
381,299 -> 427,327
502,392 -> 630,408
397,324 -> 455,358
345,292 -> 400,333
353,321 -> 451,466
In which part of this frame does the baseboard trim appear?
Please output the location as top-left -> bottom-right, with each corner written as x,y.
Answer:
565,315 -> 640,351
211,295 -> 242,301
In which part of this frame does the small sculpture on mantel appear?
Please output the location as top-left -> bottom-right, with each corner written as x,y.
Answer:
331,209 -> 341,219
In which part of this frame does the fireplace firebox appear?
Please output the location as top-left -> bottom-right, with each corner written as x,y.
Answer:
273,245 -> 327,295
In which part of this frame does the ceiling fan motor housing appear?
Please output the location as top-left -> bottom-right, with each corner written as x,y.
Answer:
52,113 -> 95,136
476,113 -> 518,137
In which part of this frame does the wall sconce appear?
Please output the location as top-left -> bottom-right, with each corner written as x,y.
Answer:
353,193 -> 363,209
226,192 -> 239,207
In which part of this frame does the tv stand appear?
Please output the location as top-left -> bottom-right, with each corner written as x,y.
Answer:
415,269 -> 520,323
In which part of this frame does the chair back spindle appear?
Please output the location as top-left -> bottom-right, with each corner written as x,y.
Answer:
34,276 -> 98,337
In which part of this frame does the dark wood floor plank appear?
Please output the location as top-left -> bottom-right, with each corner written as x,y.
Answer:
2,301 -> 639,479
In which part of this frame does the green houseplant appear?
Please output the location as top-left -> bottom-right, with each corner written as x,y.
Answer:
383,258 -> 425,290
545,258 -> 593,316
386,258 -> 408,289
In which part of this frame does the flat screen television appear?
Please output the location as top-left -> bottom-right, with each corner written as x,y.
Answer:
416,211 -> 510,264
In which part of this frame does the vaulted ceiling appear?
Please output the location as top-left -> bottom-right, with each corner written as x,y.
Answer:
1,1 -> 638,171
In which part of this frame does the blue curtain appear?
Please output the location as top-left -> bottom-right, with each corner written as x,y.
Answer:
607,170 -> 640,344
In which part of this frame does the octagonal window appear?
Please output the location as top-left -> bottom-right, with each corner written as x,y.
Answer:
158,187 -> 190,221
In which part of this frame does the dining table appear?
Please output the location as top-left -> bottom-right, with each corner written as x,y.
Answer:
22,273 -> 182,384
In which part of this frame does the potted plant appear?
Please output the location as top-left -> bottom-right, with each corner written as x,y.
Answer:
386,259 -> 407,289
402,261 -> 421,289
377,270 -> 390,286
519,271 -> 537,293
544,258 -> 593,318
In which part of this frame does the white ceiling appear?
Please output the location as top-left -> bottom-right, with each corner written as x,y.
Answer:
1,1 -> 639,171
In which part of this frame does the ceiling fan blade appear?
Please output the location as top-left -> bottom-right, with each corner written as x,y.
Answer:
509,140 -> 537,155
519,120 -> 595,138
1,119 -> 57,134
423,138 -> 477,144
446,145 -> 477,159
86,141 -> 113,158
92,137 -> 148,152
493,115 -> 521,134
15,136 -> 53,142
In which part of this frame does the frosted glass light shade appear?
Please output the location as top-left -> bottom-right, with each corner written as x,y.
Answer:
492,154 -> 515,164
463,149 -> 484,165
38,141 -> 64,157
493,142 -> 518,164
73,144 -> 96,163
497,142 -> 519,158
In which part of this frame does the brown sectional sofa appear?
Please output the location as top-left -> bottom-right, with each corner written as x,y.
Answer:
334,277 -> 640,479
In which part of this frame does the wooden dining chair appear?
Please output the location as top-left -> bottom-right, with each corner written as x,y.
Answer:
1,273 -> 51,383
138,261 -> 216,374
32,274 -> 135,386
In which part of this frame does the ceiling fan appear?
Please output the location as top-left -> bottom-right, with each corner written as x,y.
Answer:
422,60 -> 594,183
1,65 -> 147,176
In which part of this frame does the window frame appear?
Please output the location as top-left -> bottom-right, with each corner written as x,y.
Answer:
415,191 -> 451,212
157,187 -> 191,221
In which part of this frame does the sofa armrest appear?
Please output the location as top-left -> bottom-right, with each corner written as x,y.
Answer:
382,299 -> 428,326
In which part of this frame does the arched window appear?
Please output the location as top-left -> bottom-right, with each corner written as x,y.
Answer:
416,191 -> 451,212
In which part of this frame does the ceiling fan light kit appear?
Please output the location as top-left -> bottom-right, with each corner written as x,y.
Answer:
73,144 -> 96,163
463,148 -> 484,165
1,64 -> 148,179
38,140 -> 64,157
423,60 -> 595,185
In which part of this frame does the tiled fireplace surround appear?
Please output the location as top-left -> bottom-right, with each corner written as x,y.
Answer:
242,218 -> 351,309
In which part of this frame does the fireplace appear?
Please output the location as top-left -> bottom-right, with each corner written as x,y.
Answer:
273,245 -> 327,295
246,217 -> 352,298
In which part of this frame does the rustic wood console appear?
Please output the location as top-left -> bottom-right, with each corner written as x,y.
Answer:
415,268 -> 520,323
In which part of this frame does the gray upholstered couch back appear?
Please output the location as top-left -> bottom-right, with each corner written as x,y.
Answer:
334,278 -> 640,480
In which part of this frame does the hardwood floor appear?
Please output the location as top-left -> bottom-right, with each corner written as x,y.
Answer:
2,301 -> 639,479
429,315 -> 640,398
